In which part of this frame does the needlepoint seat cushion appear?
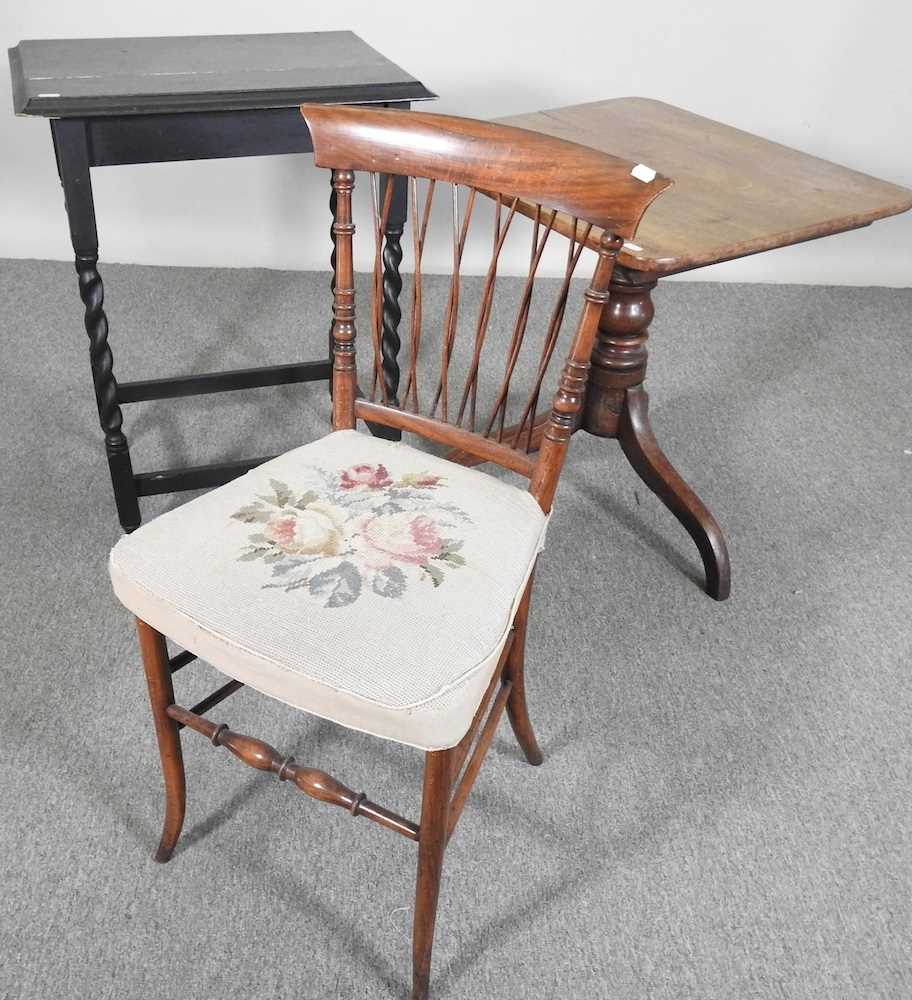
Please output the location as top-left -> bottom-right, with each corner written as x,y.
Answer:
109,430 -> 547,750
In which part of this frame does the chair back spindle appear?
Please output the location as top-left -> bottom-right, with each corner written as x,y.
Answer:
329,168 -> 357,431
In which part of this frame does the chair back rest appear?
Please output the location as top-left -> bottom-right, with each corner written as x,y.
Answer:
301,104 -> 671,511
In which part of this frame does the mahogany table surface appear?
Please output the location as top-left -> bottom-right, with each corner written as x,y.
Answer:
497,98 -> 912,276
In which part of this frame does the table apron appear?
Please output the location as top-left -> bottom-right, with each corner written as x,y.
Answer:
83,102 -> 409,167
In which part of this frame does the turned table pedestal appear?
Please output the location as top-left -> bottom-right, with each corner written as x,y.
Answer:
500,99 -> 912,600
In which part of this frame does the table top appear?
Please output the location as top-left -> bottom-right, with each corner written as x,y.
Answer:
498,98 -> 912,276
9,31 -> 435,118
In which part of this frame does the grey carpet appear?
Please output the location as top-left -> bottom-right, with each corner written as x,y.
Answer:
0,258 -> 909,1000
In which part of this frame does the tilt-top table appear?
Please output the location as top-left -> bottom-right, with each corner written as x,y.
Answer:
9,31 -> 433,532
499,98 -> 912,599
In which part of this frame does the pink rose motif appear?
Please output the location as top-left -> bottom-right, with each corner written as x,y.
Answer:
264,503 -> 344,556
360,512 -> 444,565
339,463 -> 393,490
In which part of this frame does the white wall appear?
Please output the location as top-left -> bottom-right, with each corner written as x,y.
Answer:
2,0 -> 910,285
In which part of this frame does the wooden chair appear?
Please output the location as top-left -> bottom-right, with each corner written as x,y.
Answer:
111,105 -> 670,999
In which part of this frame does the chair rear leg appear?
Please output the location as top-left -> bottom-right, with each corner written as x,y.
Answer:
505,579 -> 544,766
413,748 -> 454,1000
136,618 -> 186,862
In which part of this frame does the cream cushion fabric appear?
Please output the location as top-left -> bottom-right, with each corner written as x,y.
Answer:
110,430 -> 547,750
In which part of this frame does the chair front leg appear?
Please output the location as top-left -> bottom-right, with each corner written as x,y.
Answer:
504,577 -> 543,766
136,618 -> 186,862
413,748 -> 455,1000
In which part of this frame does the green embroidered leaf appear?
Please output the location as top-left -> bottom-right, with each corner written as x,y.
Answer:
269,479 -> 293,507
293,490 -> 319,509
398,471 -> 445,489
265,573 -> 312,592
238,548 -> 266,562
434,538 -> 466,567
308,560 -> 362,608
372,565 -> 407,599
231,503 -> 271,524
434,502 -> 473,522
270,562 -> 296,577
422,562 -> 445,588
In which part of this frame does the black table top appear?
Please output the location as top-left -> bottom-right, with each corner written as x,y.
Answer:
9,31 -> 435,117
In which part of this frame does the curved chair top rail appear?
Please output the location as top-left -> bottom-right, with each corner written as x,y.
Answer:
299,104 -> 672,240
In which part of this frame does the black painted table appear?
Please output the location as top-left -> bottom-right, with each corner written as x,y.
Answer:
9,31 -> 434,530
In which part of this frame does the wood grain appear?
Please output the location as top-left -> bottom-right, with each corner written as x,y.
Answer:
497,97 -> 912,275
167,703 -> 420,841
413,749 -> 455,1000
136,619 -> 185,863
331,169 -> 357,431
300,104 -> 671,239
354,399 -> 534,477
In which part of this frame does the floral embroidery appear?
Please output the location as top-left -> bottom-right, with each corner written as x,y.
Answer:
340,463 -> 393,490
230,464 -> 471,607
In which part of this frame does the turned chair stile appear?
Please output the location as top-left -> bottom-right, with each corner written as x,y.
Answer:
117,105 -> 671,1000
